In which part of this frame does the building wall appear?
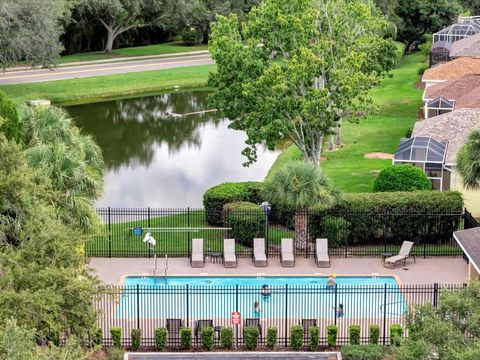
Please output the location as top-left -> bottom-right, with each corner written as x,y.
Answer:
450,170 -> 480,217
468,263 -> 480,282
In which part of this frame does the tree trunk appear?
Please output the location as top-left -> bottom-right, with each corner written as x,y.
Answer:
336,119 -> 342,146
294,210 -> 308,250
104,28 -> 115,54
328,134 -> 334,151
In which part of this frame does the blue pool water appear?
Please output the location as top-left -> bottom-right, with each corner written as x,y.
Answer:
117,276 -> 406,320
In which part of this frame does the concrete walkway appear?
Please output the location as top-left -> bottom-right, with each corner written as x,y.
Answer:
88,256 -> 468,285
125,352 -> 340,360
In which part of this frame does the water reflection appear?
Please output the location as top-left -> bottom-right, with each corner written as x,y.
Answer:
66,91 -> 279,207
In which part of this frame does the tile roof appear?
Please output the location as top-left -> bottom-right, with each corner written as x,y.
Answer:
453,227 -> 480,274
450,32 -> 480,58
422,58 -> 480,81
412,109 -> 480,164
423,74 -> 480,108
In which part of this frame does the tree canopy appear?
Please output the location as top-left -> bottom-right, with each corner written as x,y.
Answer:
456,129 -> 480,190
208,0 -> 398,166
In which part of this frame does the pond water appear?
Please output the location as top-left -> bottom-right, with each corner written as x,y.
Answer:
66,91 -> 279,208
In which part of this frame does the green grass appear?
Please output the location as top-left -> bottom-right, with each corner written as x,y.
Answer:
266,53 -> 426,193
58,42 -> 208,64
0,64 -> 216,105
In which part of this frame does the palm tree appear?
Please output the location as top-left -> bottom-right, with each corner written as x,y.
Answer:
262,161 -> 341,250
456,129 -> 480,190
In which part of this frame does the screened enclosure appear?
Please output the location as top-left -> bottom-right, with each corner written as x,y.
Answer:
393,137 -> 449,191
433,22 -> 480,43
425,97 -> 455,119
429,41 -> 452,67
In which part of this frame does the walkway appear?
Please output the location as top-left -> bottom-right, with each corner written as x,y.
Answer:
126,352 -> 340,359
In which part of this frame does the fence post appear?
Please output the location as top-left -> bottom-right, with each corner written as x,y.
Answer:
136,284 -> 140,330
148,207 -> 151,258
334,284 -> 338,326
108,207 -> 112,258
383,209 -> 387,254
382,283 -> 387,345
186,284 -> 189,327
235,284 -> 239,349
188,208 -> 191,257
284,284 -> 288,347
433,283 -> 439,309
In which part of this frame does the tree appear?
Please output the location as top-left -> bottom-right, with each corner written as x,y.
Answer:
459,0 -> 480,15
208,0 -> 398,166
0,91 -> 21,143
456,129 -> 480,190
262,161 -> 341,250
78,0 -> 176,54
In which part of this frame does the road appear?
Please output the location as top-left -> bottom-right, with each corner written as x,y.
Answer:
0,54 -> 214,85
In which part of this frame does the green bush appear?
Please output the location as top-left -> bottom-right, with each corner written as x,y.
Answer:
180,327 -> 192,349
131,329 -> 141,350
390,324 -> 403,346
309,215 -> 350,248
341,344 -> 385,360
243,326 -> 259,350
309,326 -> 319,351
201,326 -> 214,350
290,325 -> 304,350
369,325 -> 379,345
221,327 -> 234,349
110,327 -> 122,348
154,328 -> 167,350
180,27 -> 203,45
0,91 -> 21,143
374,165 -> 431,193
266,327 -> 277,349
327,325 -> 338,347
223,202 -> 264,246
203,182 -> 264,225
417,63 -> 429,76
349,324 -> 361,345
106,347 -> 124,360
92,327 -> 103,347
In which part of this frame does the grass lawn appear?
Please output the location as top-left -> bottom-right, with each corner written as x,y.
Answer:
58,42 -> 208,64
266,53 -> 426,193
0,64 -> 215,105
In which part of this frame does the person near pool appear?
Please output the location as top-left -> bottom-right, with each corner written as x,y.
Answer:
327,274 -> 336,288
333,303 -> 344,318
261,284 -> 271,298
253,300 -> 261,317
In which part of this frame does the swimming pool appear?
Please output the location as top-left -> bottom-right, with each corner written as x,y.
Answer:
116,276 -> 407,320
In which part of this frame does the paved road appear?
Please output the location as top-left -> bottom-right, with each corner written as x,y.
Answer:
126,352 -> 340,360
0,54 -> 214,85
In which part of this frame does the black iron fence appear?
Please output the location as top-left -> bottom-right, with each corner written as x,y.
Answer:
95,283 -> 465,347
87,208 -> 476,258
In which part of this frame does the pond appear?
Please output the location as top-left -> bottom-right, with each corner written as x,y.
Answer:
66,90 -> 280,208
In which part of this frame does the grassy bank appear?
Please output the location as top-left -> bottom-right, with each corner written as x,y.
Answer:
266,53 -> 426,193
0,64 -> 215,105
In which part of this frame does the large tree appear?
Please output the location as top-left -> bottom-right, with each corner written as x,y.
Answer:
208,0 -> 398,166
456,129 -> 480,190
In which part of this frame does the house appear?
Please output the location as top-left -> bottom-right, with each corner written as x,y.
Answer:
393,109 -> 480,216
450,32 -> 480,59
422,74 -> 480,118
422,58 -> 480,89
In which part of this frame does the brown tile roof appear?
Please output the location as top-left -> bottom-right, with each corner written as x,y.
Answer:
423,74 -> 480,108
454,227 -> 480,274
422,58 -> 480,81
412,109 -> 480,164
450,32 -> 480,58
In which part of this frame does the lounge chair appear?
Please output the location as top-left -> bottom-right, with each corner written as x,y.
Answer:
302,319 -> 318,341
315,238 -> 330,268
253,238 -> 267,267
384,241 -> 415,268
281,238 -> 295,267
166,318 -> 184,342
223,238 -> 237,268
190,238 -> 204,268
244,318 -> 262,337
194,319 -> 213,340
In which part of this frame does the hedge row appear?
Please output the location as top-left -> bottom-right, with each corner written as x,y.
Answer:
223,202 -> 264,246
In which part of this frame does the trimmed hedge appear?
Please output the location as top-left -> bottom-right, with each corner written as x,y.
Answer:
349,324 -> 360,345
327,325 -> 338,347
290,325 -> 304,350
390,324 -> 403,346
223,202 -> 264,246
267,327 -> 277,349
341,344 -> 385,360
110,327 -> 122,348
309,326 -> 319,351
92,327 -> 103,347
201,326 -> 214,350
221,327 -> 234,349
180,328 -> 192,349
369,325 -> 379,345
155,328 -> 167,350
374,165 -> 431,192
243,326 -> 259,350
203,182 -> 264,225
131,329 -> 141,350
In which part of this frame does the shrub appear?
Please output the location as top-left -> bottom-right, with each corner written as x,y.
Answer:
266,327 -> 277,349
201,326 -> 214,350
417,63 -> 429,76
154,328 -> 167,350
341,344 -> 385,360
374,165 -> 431,193
309,215 -> 350,248
203,182 -> 264,225
131,329 -> 141,350
0,91 -> 21,143
180,327 -> 192,349
327,325 -> 338,347
369,325 -> 379,345
243,326 -> 259,350
390,324 -> 403,346
223,202 -> 265,246
106,347 -> 124,360
181,27 -> 203,45
309,326 -> 319,351
349,324 -> 360,345
290,325 -> 304,350
221,327 -> 234,349
92,327 -> 103,347
110,327 -> 122,348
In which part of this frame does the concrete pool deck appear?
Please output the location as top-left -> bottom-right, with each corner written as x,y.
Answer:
88,256 -> 468,285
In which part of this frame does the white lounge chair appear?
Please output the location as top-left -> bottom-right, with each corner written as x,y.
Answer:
315,238 -> 330,268
190,238 -> 204,268
384,241 -> 415,268
223,238 -> 237,268
253,238 -> 267,267
281,238 -> 295,267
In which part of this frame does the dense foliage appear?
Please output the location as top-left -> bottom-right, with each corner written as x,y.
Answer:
341,344 -> 386,360
223,202 -> 264,247
0,92 -> 21,143
456,129 -> 480,190
290,325 -> 304,350
243,326 -> 259,350
220,327 -> 234,349
373,165 -> 431,192
266,327 -> 277,349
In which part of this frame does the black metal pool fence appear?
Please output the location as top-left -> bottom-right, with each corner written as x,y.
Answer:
95,283 -> 465,347
87,208 -> 479,258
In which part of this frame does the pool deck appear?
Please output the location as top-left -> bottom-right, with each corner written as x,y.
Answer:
88,256 -> 468,285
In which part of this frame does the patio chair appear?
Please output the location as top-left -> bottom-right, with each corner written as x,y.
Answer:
281,238 -> 295,267
223,238 -> 237,268
190,238 -> 204,268
301,318 -> 318,341
253,238 -> 267,267
244,318 -> 262,337
315,238 -> 330,268
194,319 -> 213,340
166,318 -> 184,342
384,241 -> 415,268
